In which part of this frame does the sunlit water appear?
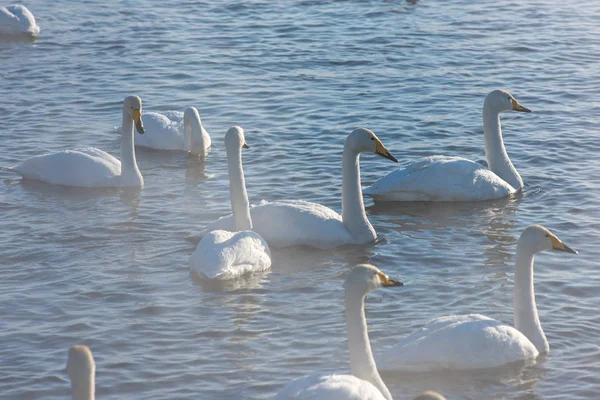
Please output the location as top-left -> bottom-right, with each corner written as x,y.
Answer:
1,0 -> 600,399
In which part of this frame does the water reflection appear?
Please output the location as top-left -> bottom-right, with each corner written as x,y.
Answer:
190,269 -> 270,293
185,154 -> 212,185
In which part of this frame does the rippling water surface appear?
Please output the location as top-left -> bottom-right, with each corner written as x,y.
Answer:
1,0 -> 600,399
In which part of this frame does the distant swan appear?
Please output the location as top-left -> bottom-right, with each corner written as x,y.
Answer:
0,4 -> 39,37
364,90 -> 532,201
11,95 -> 145,188
66,345 -> 95,400
377,225 -> 577,372
190,126 -> 270,280
202,128 -> 398,249
134,106 -> 211,155
274,264 -> 403,400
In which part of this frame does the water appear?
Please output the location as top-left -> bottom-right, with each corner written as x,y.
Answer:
1,0 -> 599,398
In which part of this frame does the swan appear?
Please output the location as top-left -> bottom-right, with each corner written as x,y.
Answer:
190,126 -> 270,280
0,4 -> 39,37
274,264 -> 403,400
376,225 -> 577,372
201,128 -> 398,249
133,106 -> 211,155
66,345 -> 95,400
11,95 -> 145,188
364,90 -> 532,201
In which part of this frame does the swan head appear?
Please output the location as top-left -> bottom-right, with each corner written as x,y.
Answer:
485,90 -> 532,113
184,106 -> 201,126
123,95 -> 145,134
224,126 -> 249,151
347,128 -> 398,162
518,224 -> 577,255
414,391 -> 447,400
343,264 -> 403,294
66,345 -> 95,382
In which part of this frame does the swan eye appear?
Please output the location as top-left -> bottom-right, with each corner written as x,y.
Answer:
545,234 -> 549,237
370,137 -> 375,140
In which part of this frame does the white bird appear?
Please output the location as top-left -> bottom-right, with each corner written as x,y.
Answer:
364,90 -> 532,201
377,225 -> 577,372
274,264 -> 403,400
201,128 -> 398,249
11,95 -> 145,188
190,126 -> 271,280
0,4 -> 39,37
66,345 -> 95,400
133,106 -> 211,155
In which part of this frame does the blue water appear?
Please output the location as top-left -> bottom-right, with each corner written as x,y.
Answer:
1,0 -> 599,398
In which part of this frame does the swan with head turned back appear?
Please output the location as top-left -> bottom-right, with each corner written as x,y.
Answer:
274,264 -> 403,400
364,90 -> 532,201
190,126 -> 270,280
11,95 -> 145,188
201,128 -> 398,249
0,4 -> 39,37
133,106 -> 211,155
376,225 -> 577,372
66,345 -> 95,400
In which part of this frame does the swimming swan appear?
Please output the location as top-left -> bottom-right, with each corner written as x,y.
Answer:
190,126 -> 270,280
134,106 -> 211,155
0,4 -> 39,37
11,95 -> 145,188
66,345 -> 95,400
364,90 -> 532,201
274,264 -> 403,400
376,225 -> 577,372
202,128 -> 398,249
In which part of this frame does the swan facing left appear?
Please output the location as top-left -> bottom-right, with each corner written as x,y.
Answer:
0,4 -> 40,37
66,345 -> 95,400
11,95 -> 145,188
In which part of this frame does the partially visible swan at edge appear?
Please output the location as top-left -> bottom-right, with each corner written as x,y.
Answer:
10,95 -> 145,188
364,90 -> 532,201
414,392 -> 447,400
66,345 -> 95,400
201,128 -> 398,249
132,106 -> 211,155
274,264 -> 403,400
190,126 -> 270,280
0,4 -> 39,37
376,225 -> 577,372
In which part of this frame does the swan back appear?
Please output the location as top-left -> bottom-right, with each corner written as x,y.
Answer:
66,345 -> 95,400
0,5 -> 39,36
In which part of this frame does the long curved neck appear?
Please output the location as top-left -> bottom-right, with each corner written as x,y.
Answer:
120,109 -> 142,184
70,373 -> 94,400
227,146 -> 252,231
344,290 -> 392,400
341,143 -> 375,243
513,243 -> 548,353
483,105 -> 523,190
185,117 -> 208,155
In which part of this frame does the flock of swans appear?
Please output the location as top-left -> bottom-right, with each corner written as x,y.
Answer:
4,5 -> 580,400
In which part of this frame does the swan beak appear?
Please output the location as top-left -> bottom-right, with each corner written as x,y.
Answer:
132,108 -> 145,134
375,139 -> 398,163
377,272 -> 404,287
511,98 -> 532,113
550,235 -> 578,254
242,141 -> 249,149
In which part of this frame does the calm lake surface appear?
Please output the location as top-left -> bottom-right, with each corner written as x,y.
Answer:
1,0 -> 599,399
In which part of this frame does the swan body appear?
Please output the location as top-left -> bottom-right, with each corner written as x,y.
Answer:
274,264 -> 403,400
66,345 -> 95,400
202,128 -> 398,249
364,90 -> 532,202
134,107 -> 211,155
190,126 -> 271,280
11,95 -> 145,188
0,5 -> 39,37
377,225 -> 577,372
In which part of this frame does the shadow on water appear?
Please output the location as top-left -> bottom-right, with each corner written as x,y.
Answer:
190,269 -> 271,293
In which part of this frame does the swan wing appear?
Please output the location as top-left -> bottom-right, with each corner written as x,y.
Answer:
376,314 -> 539,371
190,230 -> 271,280
364,156 -> 515,201
132,111 -> 185,150
0,5 -> 39,36
274,373 -> 387,400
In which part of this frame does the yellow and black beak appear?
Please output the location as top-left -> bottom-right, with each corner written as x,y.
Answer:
377,272 -> 404,287
132,108 -> 145,134
242,141 -> 249,149
375,138 -> 398,163
511,98 -> 532,113
550,234 -> 578,254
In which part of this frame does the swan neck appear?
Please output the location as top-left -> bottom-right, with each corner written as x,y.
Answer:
70,372 -> 95,400
120,109 -> 142,184
227,146 -> 252,231
344,289 -> 392,400
184,118 -> 192,152
186,116 -> 208,155
483,106 -> 523,190
514,242 -> 548,353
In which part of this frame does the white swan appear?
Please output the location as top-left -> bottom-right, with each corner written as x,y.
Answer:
11,95 -> 145,188
133,106 -> 211,155
202,128 -> 398,249
274,264 -> 403,400
377,225 -> 577,372
66,345 -> 95,400
190,126 -> 270,280
0,4 -> 39,37
364,90 -> 532,201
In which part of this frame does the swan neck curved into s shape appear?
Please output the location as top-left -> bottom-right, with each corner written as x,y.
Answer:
513,240 -> 549,353
483,105 -> 523,190
70,372 -> 95,400
120,108 -> 142,185
227,143 -> 252,232
344,288 -> 392,400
